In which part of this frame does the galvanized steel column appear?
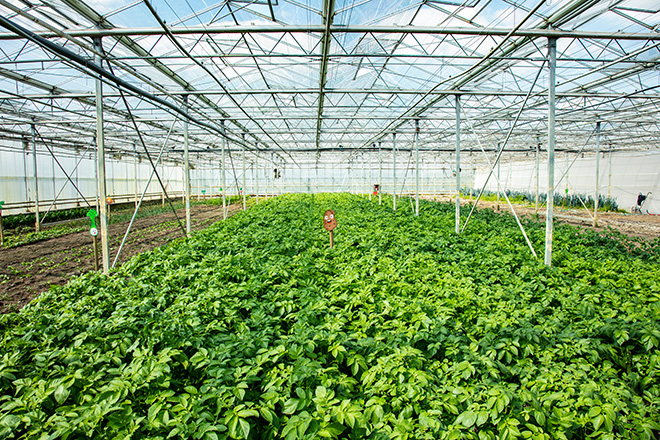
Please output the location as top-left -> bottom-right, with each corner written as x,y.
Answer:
242,135 -> 247,211
535,140 -> 540,213
183,95 -> 191,235
94,38 -> 110,273
392,133 -> 397,211
133,143 -> 138,209
221,120 -> 227,219
455,95 -> 461,234
545,38 -> 557,267
593,121 -> 601,227
415,119 -> 420,216
30,124 -> 40,232
255,153 -> 260,204
378,141 -> 382,205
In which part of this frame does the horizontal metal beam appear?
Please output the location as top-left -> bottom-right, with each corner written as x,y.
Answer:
2,25 -> 659,41
3,89 -> 660,100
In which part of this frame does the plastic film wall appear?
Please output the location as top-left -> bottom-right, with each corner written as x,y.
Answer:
475,150 -> 660,214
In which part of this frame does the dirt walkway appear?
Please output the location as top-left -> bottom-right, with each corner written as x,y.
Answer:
0,204 -> 242,313
425,195 -> 660,241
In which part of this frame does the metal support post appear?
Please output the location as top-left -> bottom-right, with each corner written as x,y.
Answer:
133,143 -> 138,209
455,96 -> 461,234
30,124 -> 40,232
378,141 -> 382,205
415,119 -> 420,216
393,133 -> 397,211
183,96 -> 191,235
221,120 -> 227,219
255,153 -> 260,204
545,38 -> 556,267
607,146 -> 612,198
535,141 -> 540,213
242,135 -> 247,211
93,38 -> 110,273
593,121 -> 601,227
497,146 -> 501,211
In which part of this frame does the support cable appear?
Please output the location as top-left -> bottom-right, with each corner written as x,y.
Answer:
141,0 -> 296,165
34,127 -> 93,208
112,116 -> 179,268
0,14 -> 253,152
39,144 -> 92,223
101,54 -> 187,236
461,59 -> 546,233
462,111 -> 538,258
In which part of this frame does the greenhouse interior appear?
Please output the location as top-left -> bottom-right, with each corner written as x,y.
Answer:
1,0 -> 660,438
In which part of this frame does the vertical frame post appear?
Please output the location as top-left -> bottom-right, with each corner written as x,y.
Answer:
455,95 -> 461,234
94,38 -> 110,273
183,95 -> 191,235
535,140 -> 540,213
378,141 -> 382,205
221,120 -> 227,219
242,135 -> 247,211
593,121 -> 601,227
30,123 -> 40,232
545,38 -> 557,267
255,153 -> 260,204
392,133 -> 397,211
415,119 -> 420,216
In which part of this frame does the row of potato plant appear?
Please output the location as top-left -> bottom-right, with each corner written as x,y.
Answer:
1,193 -> 659,439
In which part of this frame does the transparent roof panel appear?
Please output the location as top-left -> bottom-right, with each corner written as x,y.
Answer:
0,0 -> 659,165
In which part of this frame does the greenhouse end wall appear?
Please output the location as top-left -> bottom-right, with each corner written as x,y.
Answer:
475,150 -> 660,214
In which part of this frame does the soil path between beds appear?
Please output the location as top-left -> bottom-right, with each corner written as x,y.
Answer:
1,204 -> 242,313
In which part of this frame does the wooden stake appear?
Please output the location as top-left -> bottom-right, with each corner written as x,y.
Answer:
93,235 -> 99,271
329,230 -> 334,248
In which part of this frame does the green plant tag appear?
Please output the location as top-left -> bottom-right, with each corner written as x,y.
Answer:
202,190 -> 206,194
87,209 -> 98,229
0,201 -> 4,210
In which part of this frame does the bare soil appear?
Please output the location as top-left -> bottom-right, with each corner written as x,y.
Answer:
425,195 -> 660,241
0,204 -> 242,313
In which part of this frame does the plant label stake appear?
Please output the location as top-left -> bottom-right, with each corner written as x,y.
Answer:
324,209 -> 337,248
87,209 -> 100,271
0,201 -> 4,246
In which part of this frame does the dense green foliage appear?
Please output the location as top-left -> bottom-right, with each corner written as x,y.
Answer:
1,194 -> 659,439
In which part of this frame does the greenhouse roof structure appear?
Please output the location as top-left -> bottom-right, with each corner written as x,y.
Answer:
1,0 -> 660,167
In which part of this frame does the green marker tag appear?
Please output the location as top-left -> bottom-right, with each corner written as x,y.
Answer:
219,188 -> 223,192
202,190 -> 206,194
565,188 -> 569,195
0,201 -> 4,210
87,209 -> 98,236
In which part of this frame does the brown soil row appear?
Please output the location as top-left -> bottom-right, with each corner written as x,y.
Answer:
0,204 -> 242,313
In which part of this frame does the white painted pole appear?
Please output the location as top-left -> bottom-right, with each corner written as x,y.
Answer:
545,38 -> 557,267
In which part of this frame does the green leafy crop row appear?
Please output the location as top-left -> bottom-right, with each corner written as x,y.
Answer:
0,194 -> 658,439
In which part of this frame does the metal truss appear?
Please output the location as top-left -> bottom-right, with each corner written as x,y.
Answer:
0,0 -> 659,167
